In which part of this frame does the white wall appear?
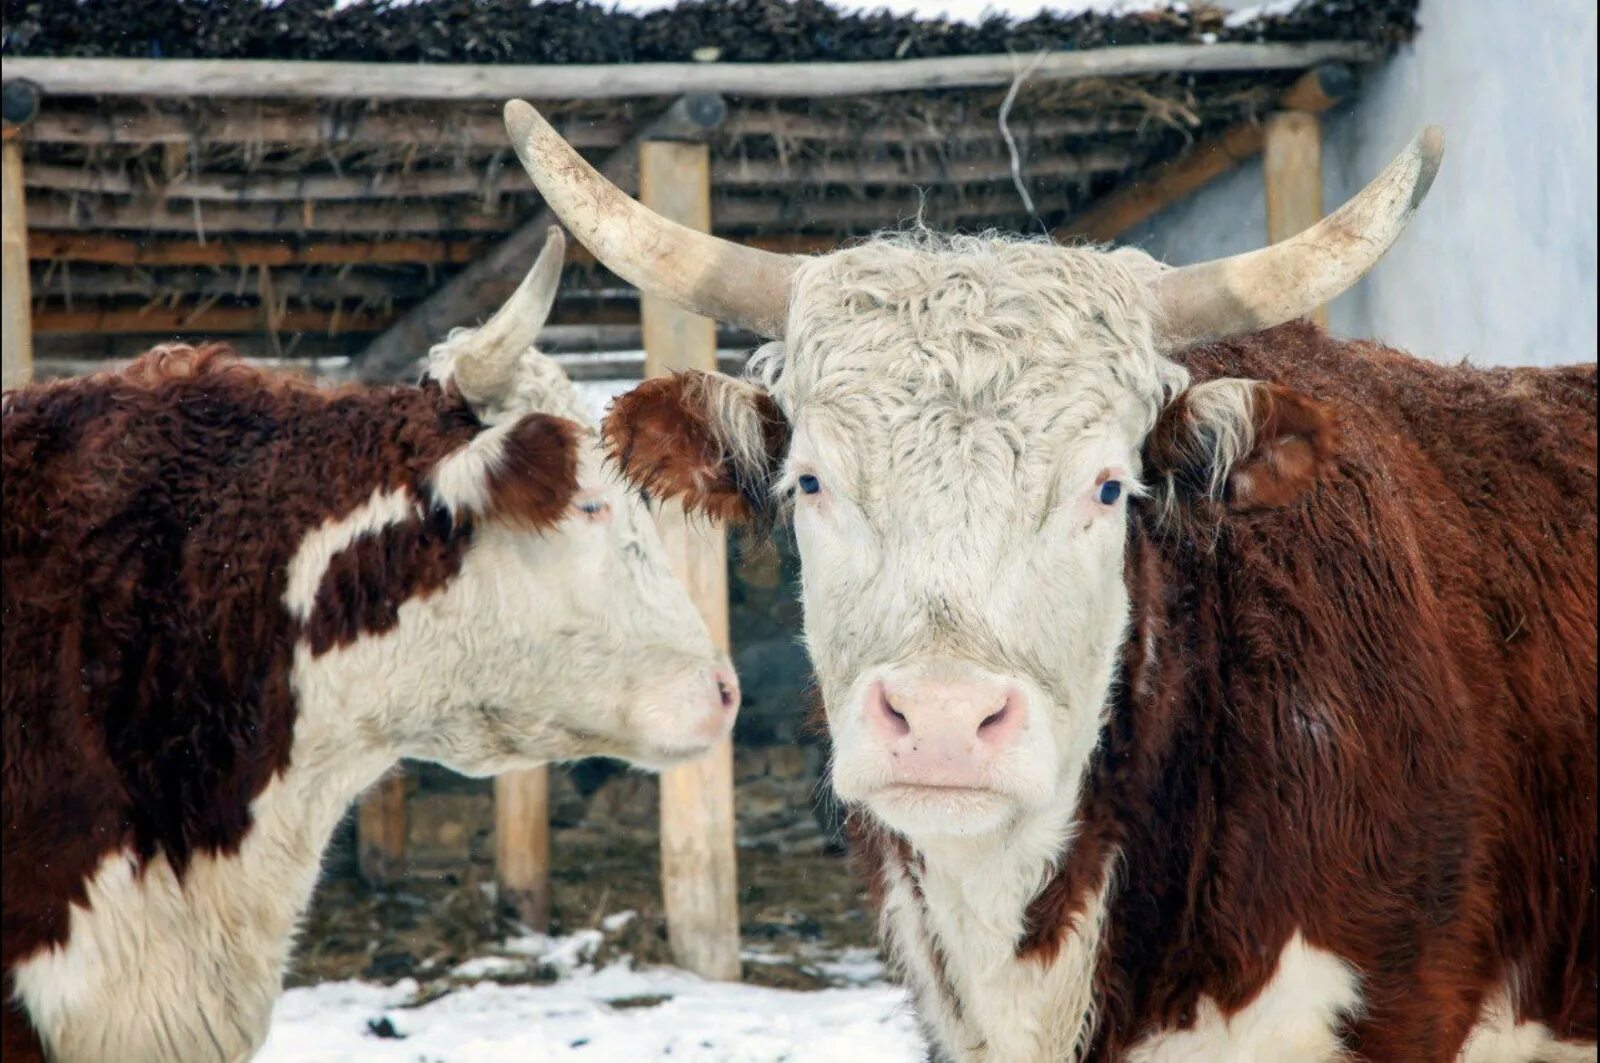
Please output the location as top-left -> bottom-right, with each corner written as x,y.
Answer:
1126,0 -> 1598,368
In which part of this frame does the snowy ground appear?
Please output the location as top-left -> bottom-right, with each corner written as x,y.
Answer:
261,923 -> 925,1062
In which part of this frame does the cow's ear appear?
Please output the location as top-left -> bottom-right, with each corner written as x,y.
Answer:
1144,379 -> 1339,513
430,413 -> 583,530
603,371 -> 790,525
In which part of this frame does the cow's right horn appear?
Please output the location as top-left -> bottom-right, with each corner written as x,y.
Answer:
1152,126 -> 1444,352
504,99 -> 797,339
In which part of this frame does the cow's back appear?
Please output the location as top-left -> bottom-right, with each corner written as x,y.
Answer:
1182,324 -> 1597,1044
1,348 -> 478,1012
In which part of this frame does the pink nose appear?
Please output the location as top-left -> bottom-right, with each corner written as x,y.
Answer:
865,674 -> 1026,788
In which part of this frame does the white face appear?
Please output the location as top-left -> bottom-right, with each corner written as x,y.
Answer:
762,238 -> 1187,841
356,347 -> 738,775
437,436 -> 736,772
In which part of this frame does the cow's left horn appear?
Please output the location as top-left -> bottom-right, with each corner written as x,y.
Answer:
452,225 -> 566,405
504,99 -> 797,338
1152,126 -> 1444,352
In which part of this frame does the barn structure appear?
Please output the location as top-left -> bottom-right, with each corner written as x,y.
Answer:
1,0 -> 1420,980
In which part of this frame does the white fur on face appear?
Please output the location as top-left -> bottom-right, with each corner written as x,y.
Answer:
743,235 -> 1215,1062
325,346 -> 734,775
752,234 -> 1187,843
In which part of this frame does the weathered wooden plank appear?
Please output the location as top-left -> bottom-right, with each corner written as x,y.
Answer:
494,768 -> 551,932
26,231 -> 489,266
1,128 -> 32,389
357,772 -> 408,888
1263,109 -> 1326,326
3,44 -> 1378,101
31,304 -> 397,334
641,138 -> 742,983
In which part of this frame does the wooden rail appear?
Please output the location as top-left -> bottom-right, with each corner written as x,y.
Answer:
4,43 -> 1377,101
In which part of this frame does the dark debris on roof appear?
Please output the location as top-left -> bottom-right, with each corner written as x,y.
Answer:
3,0 -> 1418,64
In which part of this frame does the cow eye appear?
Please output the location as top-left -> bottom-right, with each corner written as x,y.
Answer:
574,498 -> 611,521
797,474 -> 822,496
1098,480 -> 1123,506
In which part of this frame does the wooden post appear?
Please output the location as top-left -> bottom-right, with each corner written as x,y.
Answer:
1263,109 -> 1326,326
494,767 -> 551,931
357,772 -> 408,887
2,80 -> 41,391
640,137 -> 741,982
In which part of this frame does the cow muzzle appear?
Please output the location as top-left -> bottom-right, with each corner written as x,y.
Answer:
834,658 -> 1044,835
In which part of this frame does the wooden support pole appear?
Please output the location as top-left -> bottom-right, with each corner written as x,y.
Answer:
357,772 -> 408,887
1262,109 -> 1327,326
2,80 -> 41,391
1,131 -> 30,391
494,767 -> 552,931
641,137 -> 741,982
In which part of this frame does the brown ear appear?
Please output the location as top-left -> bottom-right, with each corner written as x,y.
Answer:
429,413 -> 582,530
1145,379 -> 1339,512
602,371 -> 790,525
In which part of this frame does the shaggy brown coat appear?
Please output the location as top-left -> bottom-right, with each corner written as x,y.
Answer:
1,346 -> 579,1060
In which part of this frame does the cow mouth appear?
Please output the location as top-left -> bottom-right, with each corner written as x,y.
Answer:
880,782 -> 1000,796
874,782 -> 1011,809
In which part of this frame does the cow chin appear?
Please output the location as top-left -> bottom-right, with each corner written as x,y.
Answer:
864,784 -> 1023,839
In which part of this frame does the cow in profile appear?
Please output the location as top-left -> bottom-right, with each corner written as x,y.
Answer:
507,98 -> 1598,1063
1,229 -> 738,1062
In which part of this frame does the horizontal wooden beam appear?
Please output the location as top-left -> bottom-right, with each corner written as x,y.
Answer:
32,325 -> 756,363
26,231 -> 837,266
30,267 -> 427,303
27,178 -> 1092,239
4,44 -> 1378,101
26,146 -> 1128,204
26,106 -> 629,148
27,196 -> 515,234
26,102 -> 1166,150
32,305 -> 397,334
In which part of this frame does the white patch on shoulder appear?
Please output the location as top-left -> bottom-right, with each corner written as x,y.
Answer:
1126,933 -> 1362,1063
282,486 -> 418,621
428,419 -> 514,520
1458,987 -> 1597,1063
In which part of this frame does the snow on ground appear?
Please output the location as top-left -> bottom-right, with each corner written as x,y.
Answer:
260,927 -> 925,1063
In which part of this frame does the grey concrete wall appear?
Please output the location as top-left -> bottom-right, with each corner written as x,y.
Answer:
1127,0 -> 1598,368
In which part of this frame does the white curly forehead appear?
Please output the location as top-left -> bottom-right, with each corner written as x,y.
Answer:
752,234 -> 1191,500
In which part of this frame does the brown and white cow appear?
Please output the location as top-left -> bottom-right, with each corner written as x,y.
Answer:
506,99 -> 1598,1062
0,229 -> 738,1062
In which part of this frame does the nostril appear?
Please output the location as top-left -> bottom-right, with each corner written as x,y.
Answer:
878,688 -> 912,738
712,667 -> 740,714
978,705 -> 1007,733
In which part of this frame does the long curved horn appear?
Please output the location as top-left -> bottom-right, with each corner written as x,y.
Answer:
1153,126 -> 1444,352
504,99 -> 797,338
453,225 -> 567,405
